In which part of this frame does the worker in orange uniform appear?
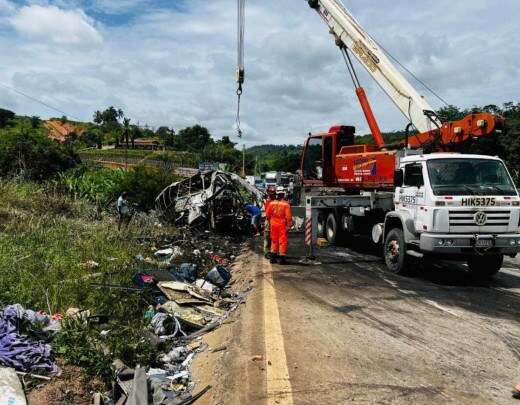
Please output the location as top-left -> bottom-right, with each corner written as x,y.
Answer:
263,186 -> 277,258
266,186 -> 292,264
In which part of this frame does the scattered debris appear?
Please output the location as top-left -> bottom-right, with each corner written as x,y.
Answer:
155,170 -> 264,232
317,237 -> 329,247
0,304 -> 59,374
8,223 -> 251,404
0,367 -> 26,405
206,265 -> 231,288
84,260 -> 100,269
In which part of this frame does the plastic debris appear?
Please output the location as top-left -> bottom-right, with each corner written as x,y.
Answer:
206,265 -> 232,288
195,279 -> 217,293
0,305 -> 58,374
170,263 -> 198,283
0,367 -> 26,405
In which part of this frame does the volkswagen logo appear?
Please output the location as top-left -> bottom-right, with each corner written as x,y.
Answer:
474,211 -> 487,226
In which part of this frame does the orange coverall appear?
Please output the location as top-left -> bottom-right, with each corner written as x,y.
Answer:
266,199 -> 292,256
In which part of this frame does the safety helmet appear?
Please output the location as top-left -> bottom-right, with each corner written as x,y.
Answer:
276,186 -> 286,196
267,185 -> 276,197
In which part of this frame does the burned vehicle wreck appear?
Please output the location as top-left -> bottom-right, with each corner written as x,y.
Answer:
156,171 -> 264,232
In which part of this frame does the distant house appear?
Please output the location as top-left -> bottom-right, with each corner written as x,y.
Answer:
130,138 -> 161,150
44,120 -> 85,142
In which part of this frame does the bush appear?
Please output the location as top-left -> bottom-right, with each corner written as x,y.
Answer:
60,165 -> 126,207
118,165 -> 178,211
0,108 -> 15,128
60,165 -> 178,211
0,125 -> 78,180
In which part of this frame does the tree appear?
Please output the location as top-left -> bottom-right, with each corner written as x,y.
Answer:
80,130 -> 103,149
122,118 -> 131,148
30,116 -> 41,129
0,108 -> 15,128
93,107 -> 124,147
219,136 -> 235,148
436,105 -> 466,122
0,125 -> 78,180
175,125 -> 214,151
156,126 -> 175,147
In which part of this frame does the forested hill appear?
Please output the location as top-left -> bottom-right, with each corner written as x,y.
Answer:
247,103 -> 520,179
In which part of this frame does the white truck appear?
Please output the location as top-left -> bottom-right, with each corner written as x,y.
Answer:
303,151 -> 520,278
264,171 -> 281,188
298,0 -> 520,277
385,153 -> 520,276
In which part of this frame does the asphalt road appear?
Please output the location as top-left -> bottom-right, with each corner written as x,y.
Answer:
239,234 -> 520,404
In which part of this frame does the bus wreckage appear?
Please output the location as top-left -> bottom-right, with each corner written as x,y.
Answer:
156,170 -> 264,232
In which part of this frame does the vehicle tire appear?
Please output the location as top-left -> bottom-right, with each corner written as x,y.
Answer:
467,255 -> 503,279
384,228 -> 407,274
325,213 -> 338,244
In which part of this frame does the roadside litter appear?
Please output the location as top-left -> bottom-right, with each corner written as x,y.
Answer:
7,227 -> 248,404
0,304 -> 59,374
93,230 -> 247,404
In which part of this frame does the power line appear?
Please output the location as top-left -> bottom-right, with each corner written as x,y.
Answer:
372,40 -> 451,107
0,82 -> 83,121
338,0 -> 450,107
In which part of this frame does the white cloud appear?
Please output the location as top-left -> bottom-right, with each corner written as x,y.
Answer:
1,0 -> 519,146
0,0 -> 15,14
9,5 -> 102,44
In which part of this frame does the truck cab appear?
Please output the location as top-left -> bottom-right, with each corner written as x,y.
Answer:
384,153 -> 520,277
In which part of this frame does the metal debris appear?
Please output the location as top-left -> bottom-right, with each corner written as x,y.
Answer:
155,170 -> 264,231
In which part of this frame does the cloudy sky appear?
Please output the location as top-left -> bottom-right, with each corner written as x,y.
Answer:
0,0 -> 518,145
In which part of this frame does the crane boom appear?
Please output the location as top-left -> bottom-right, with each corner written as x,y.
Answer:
309,0 -> 441,133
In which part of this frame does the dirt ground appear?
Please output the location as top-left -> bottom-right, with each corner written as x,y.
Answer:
191,234 -> 520,404
26,360 -> 105,405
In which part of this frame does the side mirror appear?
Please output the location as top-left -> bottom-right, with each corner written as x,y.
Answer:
394,169 -> 404,187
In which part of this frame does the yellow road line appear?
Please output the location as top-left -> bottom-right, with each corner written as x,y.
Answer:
263,261 -> 294,405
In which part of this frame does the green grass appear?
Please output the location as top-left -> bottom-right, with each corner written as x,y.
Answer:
0,179 -> 179,380
0,179 -> 168,314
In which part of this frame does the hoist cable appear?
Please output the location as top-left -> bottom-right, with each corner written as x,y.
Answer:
373,39 -> 450,107
235,0 -> 246,138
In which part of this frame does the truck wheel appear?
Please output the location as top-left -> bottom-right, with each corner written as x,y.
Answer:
384,228 -> 407,274
325,213 -> 338,244
467,255 -> 503,279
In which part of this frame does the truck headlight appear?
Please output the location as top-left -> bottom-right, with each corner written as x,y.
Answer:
445,239 -> 454,246
510,239 -> 517,246
437,239 -> 445,246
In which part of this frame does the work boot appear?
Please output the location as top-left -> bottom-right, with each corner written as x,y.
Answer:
270,254 -> 278,264
265,252 -> 271,260
513,381 -> 520,399
278,256 -> 287,265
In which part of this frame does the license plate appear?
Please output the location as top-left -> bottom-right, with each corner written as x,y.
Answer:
476,239 -> 493,247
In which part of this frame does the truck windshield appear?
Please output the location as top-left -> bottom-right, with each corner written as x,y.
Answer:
427,158 -> 517,196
